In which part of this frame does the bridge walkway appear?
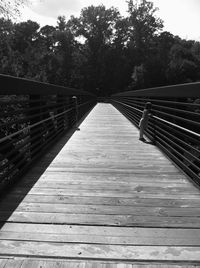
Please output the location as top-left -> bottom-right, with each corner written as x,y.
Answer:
0,103 -> 200,267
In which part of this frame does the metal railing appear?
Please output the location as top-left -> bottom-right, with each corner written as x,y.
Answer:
111,82 -> 200,186
0,74 -> 96,193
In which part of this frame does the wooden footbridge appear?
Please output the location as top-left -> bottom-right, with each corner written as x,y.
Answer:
0,75 -> 200,267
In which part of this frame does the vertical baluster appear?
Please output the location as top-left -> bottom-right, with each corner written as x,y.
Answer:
29,95 -> 43,159
72,96 -> 78,128
57,94 -> 65,133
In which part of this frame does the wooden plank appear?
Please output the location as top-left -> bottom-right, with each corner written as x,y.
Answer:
2,194 -> 200,208
16,174 -> 189,184
1,223 -> 200,237
49,160 -> 175,166
1,223 -> 200,246
23,170 -> 187,178
26,166 -> 184,174
10,188 -> 200,199
4,230 -> 200,245
1,211 -> 200,228
2,203 -> 200,218
15,180 -> 195,190
2,259 -> 198,268
0,240 -> 200,261
9,185 -> 199,195
18,178 -> 192,187
40,167 -> 181,173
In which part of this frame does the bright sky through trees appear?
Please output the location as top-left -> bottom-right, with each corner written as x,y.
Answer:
19,0 -> 200,41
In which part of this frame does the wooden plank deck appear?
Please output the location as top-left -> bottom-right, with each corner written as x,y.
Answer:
0,103 -> 200,267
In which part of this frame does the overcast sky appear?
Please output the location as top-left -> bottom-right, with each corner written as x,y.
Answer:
19,0 -> 200,41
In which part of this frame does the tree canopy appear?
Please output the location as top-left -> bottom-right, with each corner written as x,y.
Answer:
0,1 -> 200,96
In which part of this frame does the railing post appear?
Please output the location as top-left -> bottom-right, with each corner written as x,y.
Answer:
72,96 -> 79,129
29,95 -> 43,159
57,94 -> 65,132
152,117 -> 157,144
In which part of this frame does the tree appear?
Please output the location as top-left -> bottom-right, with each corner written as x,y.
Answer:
167,43 -> 200,84
39,25 -> 56,50
68,5 -> 120,45
127,0 -> 163,54
134,32 -> 177,88
113,17 -> 129,49
0,18 -> 14,75
7,20 -> 43,78
67,5 -> 121,93
125,0 -> 164,89
12,20 -> 40,52
51,16 -> 76,86
0,0 -> 29,18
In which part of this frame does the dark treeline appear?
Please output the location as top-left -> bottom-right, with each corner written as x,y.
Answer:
1,0 -> 200,96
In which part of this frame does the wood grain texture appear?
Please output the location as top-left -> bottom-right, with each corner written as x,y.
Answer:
1,240 -> 200,261
1,258 -> 199,268
3,194 -> 200,208
0,103 -> 200,266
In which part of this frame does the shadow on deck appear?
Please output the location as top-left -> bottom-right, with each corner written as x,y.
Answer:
0,103 -> 200,267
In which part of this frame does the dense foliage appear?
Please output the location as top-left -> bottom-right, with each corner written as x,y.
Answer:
0,0 -> 200,96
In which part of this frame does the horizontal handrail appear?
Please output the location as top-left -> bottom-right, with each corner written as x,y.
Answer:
113,81 -> 200,97
0,74 -> 95,96
0,74 -> 96,194
111,82 -> 200,187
